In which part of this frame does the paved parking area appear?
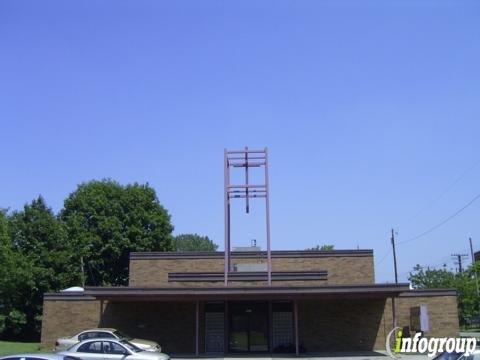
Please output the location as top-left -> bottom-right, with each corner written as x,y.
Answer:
172,353 -> 430,360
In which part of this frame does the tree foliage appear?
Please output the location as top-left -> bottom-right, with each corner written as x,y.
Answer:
409,263 -> 480,326
306,244 -> 335,251
173,233 -> 218,252
60,180 -> 174,286
1,198 -> 75,339
0,180 -> 177,340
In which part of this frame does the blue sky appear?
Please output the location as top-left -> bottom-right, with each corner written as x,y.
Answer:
1,1 -> 479,283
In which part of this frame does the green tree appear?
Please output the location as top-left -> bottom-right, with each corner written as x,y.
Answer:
409,264 -> 479,326
6,197 -> 76,339
60,180 -> 174,286
409,264 -> 456,288
173,234 -> 218,252
306,244 -> 334,251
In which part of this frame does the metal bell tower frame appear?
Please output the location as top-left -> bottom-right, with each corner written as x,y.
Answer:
224,147 -> 272,286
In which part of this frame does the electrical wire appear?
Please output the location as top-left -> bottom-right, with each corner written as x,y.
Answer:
400,158 -> 480,228
375,248 -> 392,266
397,193 -> 480,246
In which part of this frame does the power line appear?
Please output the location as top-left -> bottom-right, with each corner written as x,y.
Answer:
397,192 -> 480,246
375,248 -> 392,266
400,158 -> 480,228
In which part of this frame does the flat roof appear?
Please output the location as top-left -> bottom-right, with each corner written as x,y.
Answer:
130,249 -> 373,260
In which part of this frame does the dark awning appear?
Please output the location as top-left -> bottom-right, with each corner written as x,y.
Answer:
50,283 -> 412,301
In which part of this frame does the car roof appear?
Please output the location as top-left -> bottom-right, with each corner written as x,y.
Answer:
82,328 -> 116,332
76,338 -> 127,343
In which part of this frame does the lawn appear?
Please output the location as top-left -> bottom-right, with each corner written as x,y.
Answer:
0,341 -> 41,356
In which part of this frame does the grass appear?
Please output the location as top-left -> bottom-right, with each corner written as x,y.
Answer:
0,341 -> 41,356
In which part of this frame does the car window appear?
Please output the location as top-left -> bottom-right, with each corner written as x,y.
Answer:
2,357 -> 21,360
119,340 -> 142,353
104,341 -> 128,355
113,331 -> 132,341
434,352 -> 462,360
97,332 -> 115,339
463,354 -> 480,360
26,358 -> 52,360
77,341 -> 103,353
78,332 -> 97,341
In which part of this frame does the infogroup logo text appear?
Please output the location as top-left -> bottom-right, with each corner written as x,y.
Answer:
386,327 -> 477,358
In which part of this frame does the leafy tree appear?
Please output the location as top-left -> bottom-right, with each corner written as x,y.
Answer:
60,180 -> 174,286
5,197 -> 76,339
306,244 -> 335,251
173,233 -> 218,252
409,264 -> 456,288
409,263 -> 479,326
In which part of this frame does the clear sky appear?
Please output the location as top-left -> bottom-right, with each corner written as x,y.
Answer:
1,1 -> 479,283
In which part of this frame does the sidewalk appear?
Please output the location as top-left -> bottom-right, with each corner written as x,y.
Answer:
172,352 -> 430,360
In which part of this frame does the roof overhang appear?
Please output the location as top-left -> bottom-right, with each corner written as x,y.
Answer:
43,283 -> 411,301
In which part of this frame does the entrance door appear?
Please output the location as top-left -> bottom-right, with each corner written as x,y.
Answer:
229,302 -> 269,353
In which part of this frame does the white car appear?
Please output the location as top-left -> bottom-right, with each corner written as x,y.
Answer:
57,338 -> 169,360
0,354 -> 81,360
55,328 -> 161,352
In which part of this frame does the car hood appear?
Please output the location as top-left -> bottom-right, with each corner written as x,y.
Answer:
130,339 -> 160,349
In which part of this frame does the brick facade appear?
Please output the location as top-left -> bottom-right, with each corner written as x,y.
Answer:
41,298 -> 102,350
395,294 -> 460,338
40,250 -> 460,354
129,251 -> 374,287
41,293 -> 459,353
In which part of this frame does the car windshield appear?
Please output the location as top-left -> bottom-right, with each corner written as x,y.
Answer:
433,352 -> 462,360
119,340 -> 142,353
113,331 -> 133,341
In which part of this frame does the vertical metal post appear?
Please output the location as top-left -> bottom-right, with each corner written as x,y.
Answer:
224,147 -> 271,285
245,146 -> 250,213
265,147 -> 272,285
224,149 -> 229,286
392,297 -> 397,328
195,301 -> 199,356
294,299 -> 299,356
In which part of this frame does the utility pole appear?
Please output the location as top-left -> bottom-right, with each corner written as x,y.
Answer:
391,228 -> 398,283
451,253 -> 469,273
80,255 -> 86,287
390,228 -> 398,329
469,238 -> 480,298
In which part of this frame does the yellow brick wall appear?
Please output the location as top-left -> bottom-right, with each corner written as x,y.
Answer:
129,254 -> 374,287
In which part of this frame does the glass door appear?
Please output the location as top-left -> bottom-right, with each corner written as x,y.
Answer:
229,302 -> 269,353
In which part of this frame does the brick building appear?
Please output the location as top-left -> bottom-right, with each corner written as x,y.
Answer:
41,248 -> 459,355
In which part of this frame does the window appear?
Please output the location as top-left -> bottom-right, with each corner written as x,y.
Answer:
104,341 -> 128,355
463,354 -> 480,360
77,341 -> 103,353
272,301 -> 294,353
119,340 -> 142,353
97,332 -> 115,339
434,352 -> 462,360
78,332 -> 97,341
2,357 -> 21,360
113,330 -> 132,341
